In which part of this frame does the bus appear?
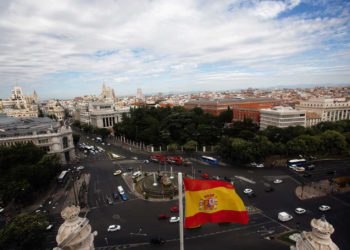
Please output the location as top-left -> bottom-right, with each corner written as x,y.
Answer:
166,156 -> 183,165
287,159 -> 307,168
57,170 -> 68,183
201,156 -> 219,165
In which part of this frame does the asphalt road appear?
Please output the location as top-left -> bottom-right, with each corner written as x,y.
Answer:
48,134 -> 350,249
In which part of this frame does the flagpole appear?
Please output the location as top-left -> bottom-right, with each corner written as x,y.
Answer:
178,172 -> 184,250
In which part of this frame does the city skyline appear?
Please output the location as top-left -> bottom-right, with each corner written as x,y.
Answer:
0,0 -> 350,99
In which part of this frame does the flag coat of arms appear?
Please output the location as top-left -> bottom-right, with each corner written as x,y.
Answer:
183,178 -> 249,228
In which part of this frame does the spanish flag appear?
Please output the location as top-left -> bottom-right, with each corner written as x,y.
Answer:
184,178 -> 249,228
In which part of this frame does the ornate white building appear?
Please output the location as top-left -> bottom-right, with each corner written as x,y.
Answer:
0,116 -> 75,164
42,100 -> 66,121
291,216 -> 339,250
100,84 -> 116,103
54,206 -> 97,250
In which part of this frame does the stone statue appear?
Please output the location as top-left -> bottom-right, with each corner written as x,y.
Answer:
54,206 -> 97,250
291,215 -> 339,250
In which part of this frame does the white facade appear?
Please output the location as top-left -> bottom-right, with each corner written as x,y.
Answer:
296,98 -> 350,123
0,117 -> 75,164
42,100 -> 65,121
260,106 -> 306,130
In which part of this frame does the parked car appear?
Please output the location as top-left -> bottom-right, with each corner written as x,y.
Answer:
169,216 -> 180,223
319,205 -> 331,211
113,170 -> 122,176
244,188 -> 253,194
278,212 -> 293,222
158,214 -> 170,220
256,163 -> 264,168
295,208 -> 306,215
120,193 -> 128,201
170,205 -> 179,213
201,173 -> 209,179
107,225 -> 121,232
273,179 -> 283,184
150,236 -> 166,245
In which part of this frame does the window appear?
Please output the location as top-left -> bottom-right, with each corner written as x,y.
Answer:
41,146 -> 50,152
38,139 -> 49,144
62,136 -> 68,148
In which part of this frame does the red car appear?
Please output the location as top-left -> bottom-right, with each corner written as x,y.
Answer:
170,205 -> 179,213
201,173 -> 209,179
158,213 -> 170,220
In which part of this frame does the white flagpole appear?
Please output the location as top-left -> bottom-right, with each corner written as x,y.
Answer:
178,172 -> 184,250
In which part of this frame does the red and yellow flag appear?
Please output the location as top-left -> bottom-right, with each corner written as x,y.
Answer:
184,178 -> 249,228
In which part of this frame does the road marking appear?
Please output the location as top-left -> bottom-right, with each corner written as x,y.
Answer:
234,176 -> 256,184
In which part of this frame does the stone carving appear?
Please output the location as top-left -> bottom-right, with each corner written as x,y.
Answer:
291,215 -> 339,250
54,206 -> 97,250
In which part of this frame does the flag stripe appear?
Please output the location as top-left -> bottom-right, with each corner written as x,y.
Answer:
185,210 -> 249,228
185,187 -> 246,217
184,178 -> 235,191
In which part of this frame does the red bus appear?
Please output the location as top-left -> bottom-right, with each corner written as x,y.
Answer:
150,154 -> 166,164
166,156 -> 183,165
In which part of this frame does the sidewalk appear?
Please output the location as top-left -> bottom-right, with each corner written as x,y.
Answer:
295,180 -> 333,200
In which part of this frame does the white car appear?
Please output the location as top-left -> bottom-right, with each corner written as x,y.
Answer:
107,143 -> 111,146
113,170 -> 122,176
243,188 -> 253,194
169,216 -> 180,223
273,179 -> 283,184
46,224 -> 53,230
107,225 -> 121,232
319,205 -> 331,212
256,163 -> 264,168
278,212 -> 293,222
132,156 -> 138,160
295,208 -> 306,214
0,207 -> 4,213
77,166 -> 85,171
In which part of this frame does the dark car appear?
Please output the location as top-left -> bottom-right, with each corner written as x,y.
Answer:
113,192 -> 119,200
224,176 -> 231,182
158,214 -> 170,220
265,186 -> 274,192
150,237 -> 166,245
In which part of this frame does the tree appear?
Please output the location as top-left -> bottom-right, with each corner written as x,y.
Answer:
0,213 -> 48,250
320,130 -> 348,155
183,140 -> 198,151
167,143 -> 178,151
217,107 -> 233,125
72,120 -> 81,128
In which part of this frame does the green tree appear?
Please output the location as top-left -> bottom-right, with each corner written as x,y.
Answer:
0,213 -> 48,250
320,130 -> 348,155
217,107 -> 233,125
183,140 -> 198,151
167,143 -> 179,151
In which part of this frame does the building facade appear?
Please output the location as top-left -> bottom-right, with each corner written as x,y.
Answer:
260,106 -> 306,130
0,86 -> 39,118
296,98 -> 350,124
184,98 -> 279,116
41,100 -> 65,121
0,117 -> 75,164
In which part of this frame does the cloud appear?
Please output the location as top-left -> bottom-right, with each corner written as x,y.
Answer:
0,0 -> 349,98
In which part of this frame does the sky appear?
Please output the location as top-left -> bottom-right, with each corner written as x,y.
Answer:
0,0 -> 349,99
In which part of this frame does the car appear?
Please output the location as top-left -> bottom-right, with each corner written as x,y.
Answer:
46,224 -> 54,231
307,164 -> 315,170
243,188 -> 253,194
170,205 -> 179,213
0,207 -> 4,213
101,142 -> 105,145
278,212 -> 293,222
113,170 -> 122,176
319,205 -> 331,211
256,163 -> 264,168
212,176 -> 221,180
120,193 -> 128,201
150,236 -> 166,245
273,179 -> 283,184
127,167 -> 134,172
142,160 -> 150,163
158,214 -> 170,220
265,186 -> 274,192
107,225 -> 121,232
77,166 -> 85,171
201,173 -> 209,179
132,171 -> 142,179
169,216 -> 180,223
224,176 -> 232,182
295,208 -> 306,214
132,156 -> 138,160
183,160 -> 192,166
249,162 -> 257,167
